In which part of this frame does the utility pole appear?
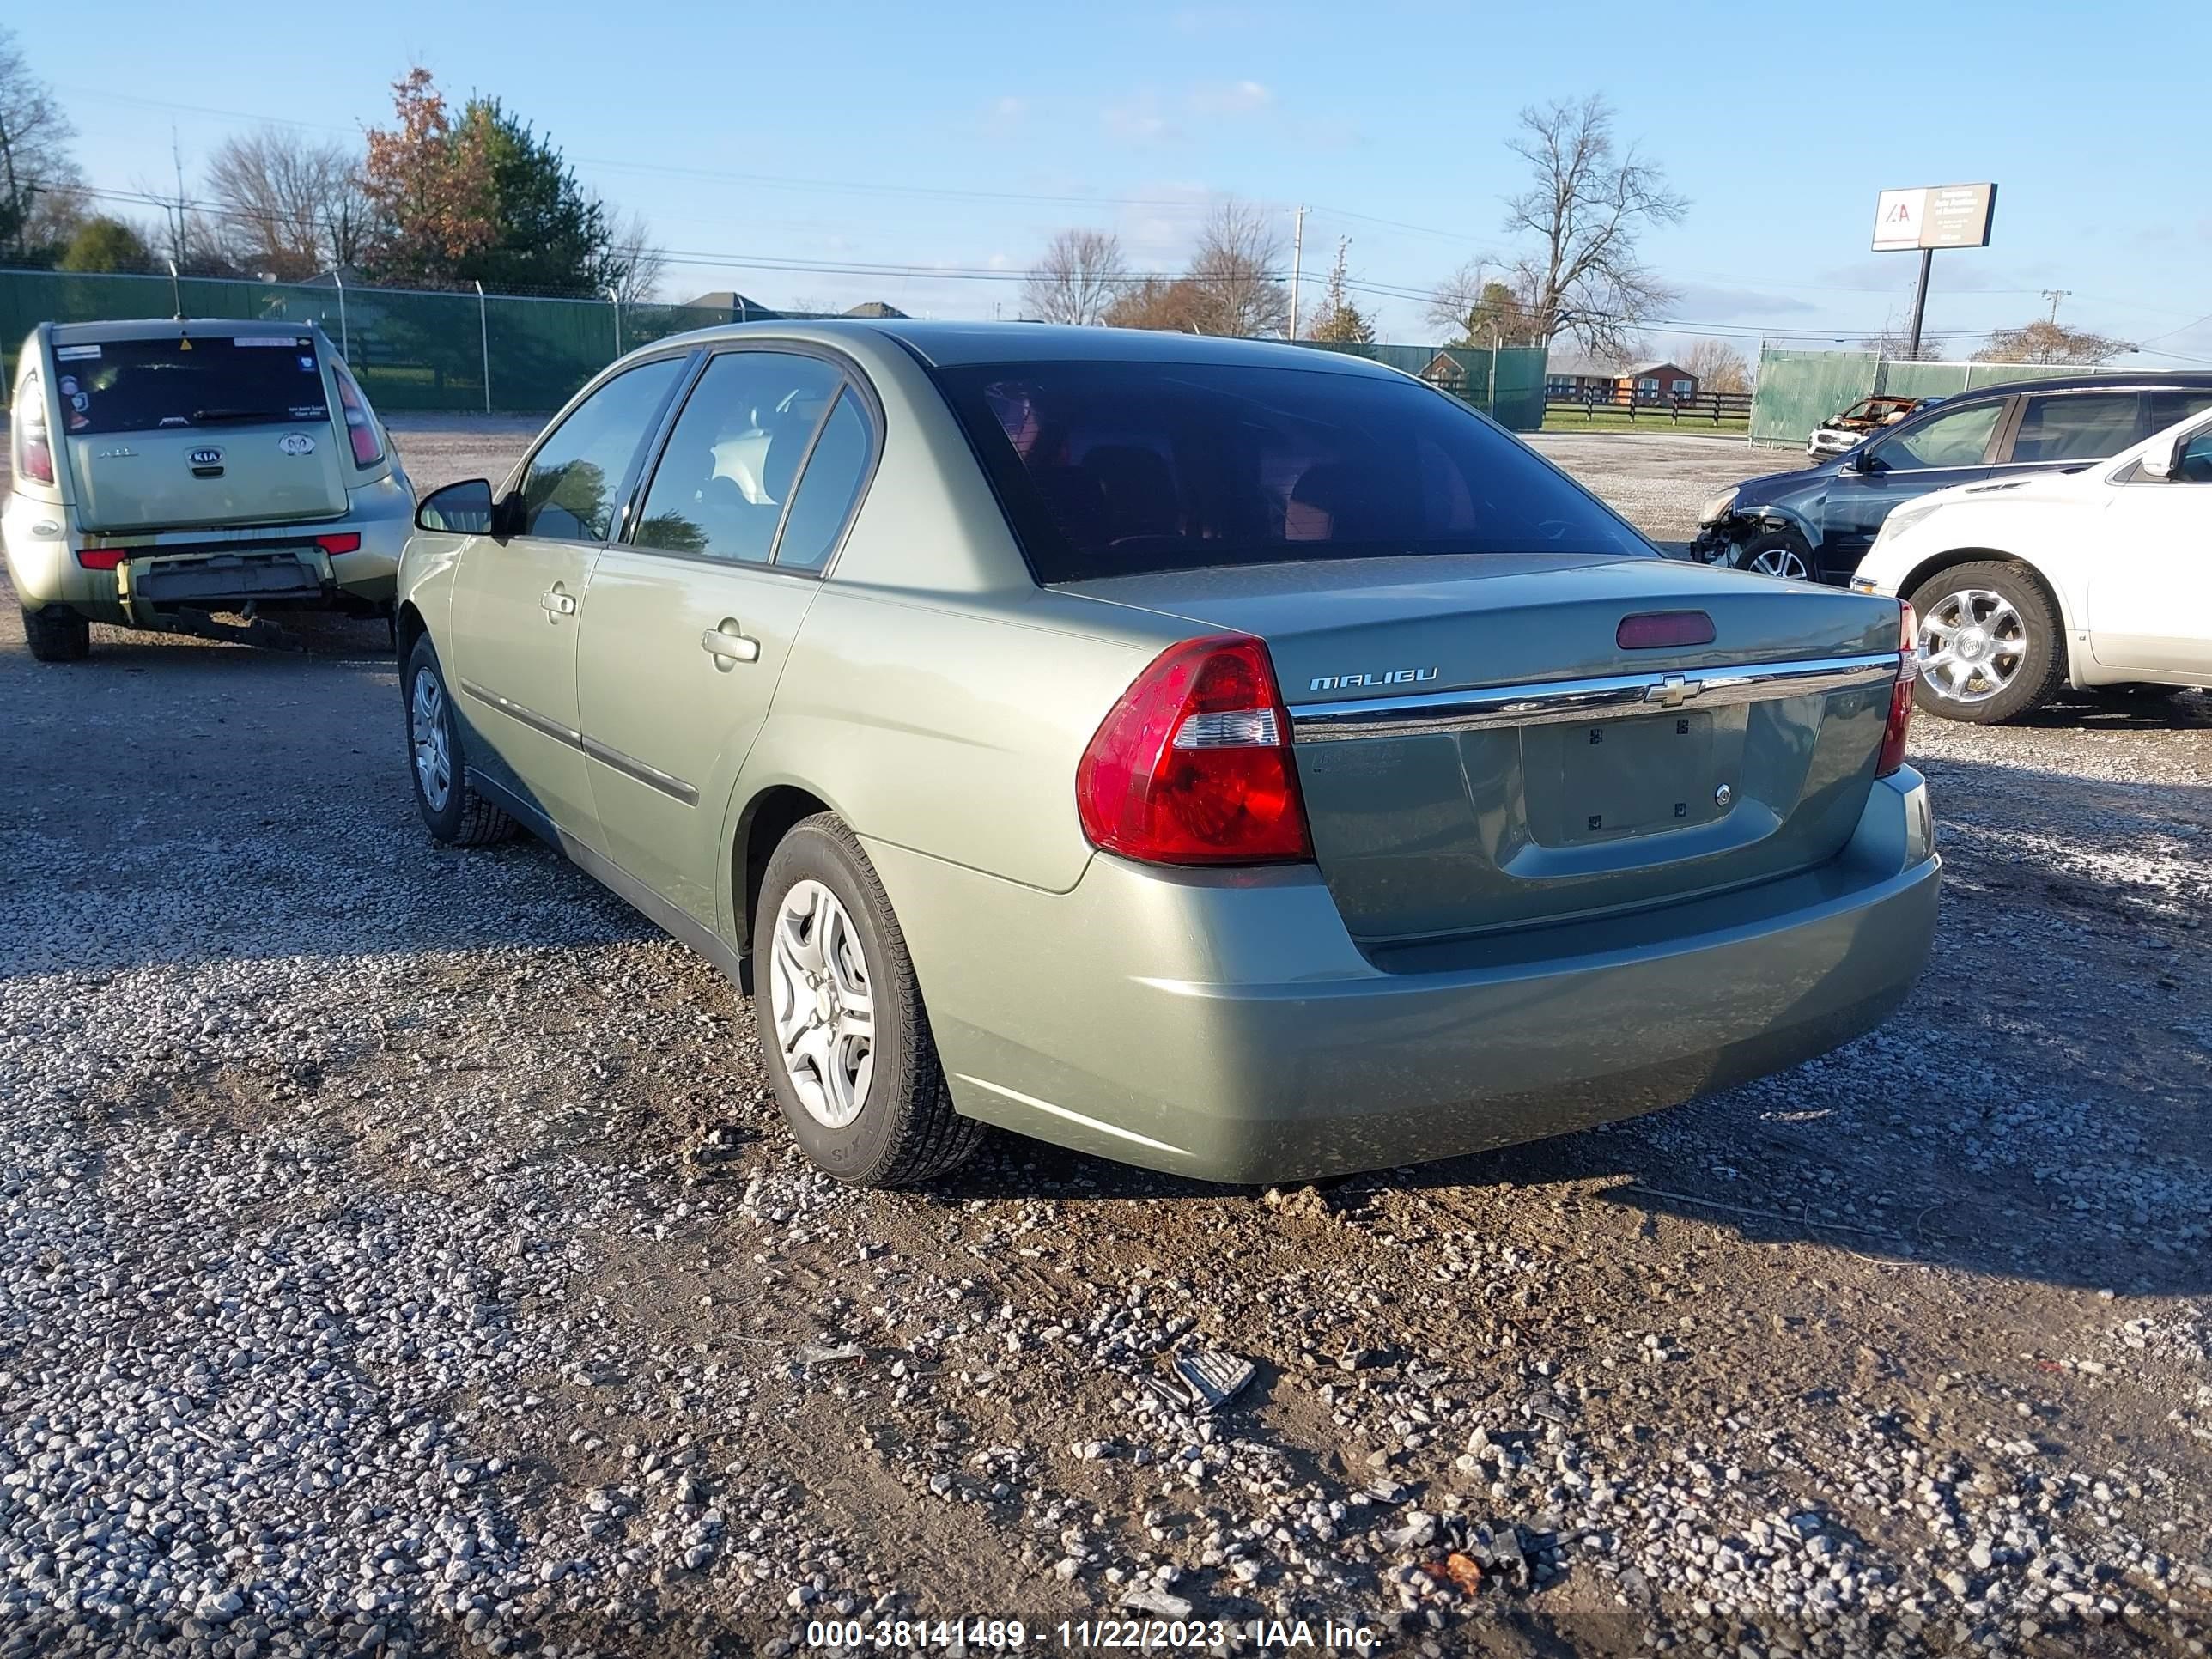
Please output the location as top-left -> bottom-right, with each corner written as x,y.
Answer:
1904,247 -> 1934,360
170,125 -> 188,273
2041,289 -> 2069,324
1286,204 -> 1306,341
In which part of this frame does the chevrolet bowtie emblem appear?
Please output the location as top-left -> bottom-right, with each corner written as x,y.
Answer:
1644,673 -> 1704,709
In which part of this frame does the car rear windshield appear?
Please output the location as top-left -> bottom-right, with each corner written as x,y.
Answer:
932,359 -> 1650,583
51,333 -> 328,436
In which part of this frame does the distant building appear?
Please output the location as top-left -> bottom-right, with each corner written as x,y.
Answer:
1545,353 -> 1699,404
842,301 -> 909,319
681,290 -> 782,322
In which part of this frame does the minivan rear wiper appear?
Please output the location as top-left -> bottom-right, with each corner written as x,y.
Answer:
190,407 -> 292,424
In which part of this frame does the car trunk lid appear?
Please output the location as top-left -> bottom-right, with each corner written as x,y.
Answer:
55,331 -> 348,532
1063,553 -> 1907,946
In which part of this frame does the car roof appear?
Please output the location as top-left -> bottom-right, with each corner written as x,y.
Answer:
632,317 -> 1408,378
1924,369 -> 2212,401
48,317 -> 325,344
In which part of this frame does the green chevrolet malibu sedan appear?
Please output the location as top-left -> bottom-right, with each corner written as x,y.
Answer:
396,321 -> 1938,1188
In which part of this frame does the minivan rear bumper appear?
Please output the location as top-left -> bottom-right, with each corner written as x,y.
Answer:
872,767 -> 1938,1184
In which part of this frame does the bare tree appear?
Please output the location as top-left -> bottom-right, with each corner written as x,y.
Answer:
605,210 -> 667,305
1022,228 -> 1127,325
1426,258 -> 1541,346
1304,238 -> 1374,344
1859,318 -> 1947,362
1680,337 -> 1752,393
0,23 -> 86,259
1973,318 -> 2133,366
1186,199 -> 1289,337
1103,276 -> 1208,333
1502,94 -> 1686,355
205,127 -> 369,279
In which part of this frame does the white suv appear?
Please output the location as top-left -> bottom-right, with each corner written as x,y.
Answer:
1850,405 -> 2212,721
5,318 -> 413,661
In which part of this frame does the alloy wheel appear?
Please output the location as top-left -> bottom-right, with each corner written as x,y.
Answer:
410,670 -> 453,811
1748,544 -> 1811,580
1919,587 -> 2025,705
769,879 -> 876,1129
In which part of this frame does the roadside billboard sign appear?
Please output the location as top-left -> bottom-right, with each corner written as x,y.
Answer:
1873,184 -> 1997,252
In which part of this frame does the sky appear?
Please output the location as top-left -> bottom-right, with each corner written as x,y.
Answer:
29,0 -> 2212,365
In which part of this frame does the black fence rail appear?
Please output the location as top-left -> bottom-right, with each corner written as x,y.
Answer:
1544,387 -> 1753,426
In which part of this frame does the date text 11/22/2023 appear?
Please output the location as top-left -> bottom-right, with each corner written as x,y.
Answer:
801,1617 -> 1381,1650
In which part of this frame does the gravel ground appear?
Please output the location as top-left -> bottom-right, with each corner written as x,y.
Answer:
3,420 -> 2209,1656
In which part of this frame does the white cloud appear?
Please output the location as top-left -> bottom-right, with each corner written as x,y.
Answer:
1188,80 -> 1272,117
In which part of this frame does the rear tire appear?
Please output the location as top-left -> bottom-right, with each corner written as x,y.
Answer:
404,635 -> 517,846
1909,561 -> 2066,724
1730,530 -> 1814,582
753,814 -> 982,1188
21,605 -> 90,663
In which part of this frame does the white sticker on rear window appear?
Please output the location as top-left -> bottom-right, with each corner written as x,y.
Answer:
55,344 -> 100,361
234,336 -> 307,348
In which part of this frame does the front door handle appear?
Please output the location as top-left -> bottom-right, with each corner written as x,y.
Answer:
701,618 -> 760,669
539,584 -> 577,620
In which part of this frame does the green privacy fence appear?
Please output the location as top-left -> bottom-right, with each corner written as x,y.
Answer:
1298,339 -> 1550,431
1749,348 -> 2136,447
0,267 -> 736,414
2,267 -> 1551,427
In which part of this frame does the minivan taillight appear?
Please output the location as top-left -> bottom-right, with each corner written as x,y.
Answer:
333,363 -> 382,467
1877,600 -> 1916,778
1076,635 -> 1312,865
14,371 -> 53,486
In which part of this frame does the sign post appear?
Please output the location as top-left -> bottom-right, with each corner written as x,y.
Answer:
1871,183 -> 1997,357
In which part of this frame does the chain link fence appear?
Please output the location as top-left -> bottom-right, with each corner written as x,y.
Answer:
2,267 -> 1549,428
1749,347 -> 2140,448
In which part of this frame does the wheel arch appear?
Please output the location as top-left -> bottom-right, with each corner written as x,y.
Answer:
1897,546 -> 2078,641
394,599 -> 429,670
730,783 -> 837,966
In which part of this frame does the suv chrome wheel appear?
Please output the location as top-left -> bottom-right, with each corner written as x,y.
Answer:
1919,587 -> 2024,705
769,878 -> 876,1129
410,670 -> 453,811
1747,544 -> 1810,580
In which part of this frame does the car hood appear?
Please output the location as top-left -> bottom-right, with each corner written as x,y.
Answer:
1898,468 -> 2093,514
1730,458 -> 1838,509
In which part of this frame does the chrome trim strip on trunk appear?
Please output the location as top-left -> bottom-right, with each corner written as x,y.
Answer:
458,678 -> 698,805
1291,653 -> 1901,742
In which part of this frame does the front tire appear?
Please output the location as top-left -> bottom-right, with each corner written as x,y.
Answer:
21,605 -> 90,663
1730,530 -> 1814,582
1909,561 -> 2066,723
403,635 -> 516,846
753,815 -> 982,1188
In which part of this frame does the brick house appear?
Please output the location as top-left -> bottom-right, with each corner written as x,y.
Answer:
1545,354 -> 1701,405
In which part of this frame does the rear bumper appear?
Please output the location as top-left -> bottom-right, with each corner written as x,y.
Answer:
872,767 -> 1939,1184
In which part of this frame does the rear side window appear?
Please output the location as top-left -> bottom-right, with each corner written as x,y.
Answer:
773,390 -> 874,570
47,334 -> 328,435
933,360 -> 1647,582
2144,390 -> 2212,432
519,356 -> 686,542
630,350 -> 842,563
2008,392 -> 2141,464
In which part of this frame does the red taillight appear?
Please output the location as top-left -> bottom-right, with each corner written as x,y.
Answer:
14,370 -> 54,484
333,364 -> 382,467
76,545 -> 124,570
1076,634 -> 1312,866
314,532 -> 362,556
1877,600 -> 1916,778
21,433 -> 54,485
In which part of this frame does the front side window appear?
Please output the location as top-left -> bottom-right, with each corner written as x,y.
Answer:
2176,428 -> 2212,484
1869,400 -> 2003,471
2008,392 -> 2141,465
631,351 -> 842,563
2144,391 -> 2212,433
518,357 -> 685,542
933,360 -> 1649,583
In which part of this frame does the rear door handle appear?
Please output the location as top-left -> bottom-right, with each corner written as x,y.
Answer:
539,585 -> 577,619
701,619 -> 760,667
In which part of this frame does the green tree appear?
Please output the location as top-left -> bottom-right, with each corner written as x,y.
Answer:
361,67 -> 495,286
1304,239 -> 1374,344
58,216 -> 153,272
448,98 -> 619,294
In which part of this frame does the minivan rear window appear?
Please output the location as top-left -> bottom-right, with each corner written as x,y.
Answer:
50,334 -> 328,436
932,359 -> 1650,583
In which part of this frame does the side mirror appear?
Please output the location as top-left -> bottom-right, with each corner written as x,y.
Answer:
2140,434 -> 2181,481
415,477 -> 500,536
1841,447 -> 1875,474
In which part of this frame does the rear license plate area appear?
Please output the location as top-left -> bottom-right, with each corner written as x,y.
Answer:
1525,711 -> 1720,846
132,550 -> 323,605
